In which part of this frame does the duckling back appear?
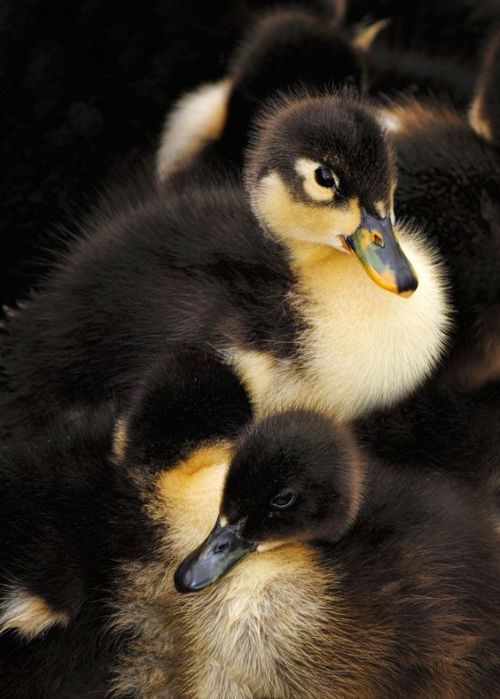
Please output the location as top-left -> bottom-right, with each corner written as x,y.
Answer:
0,183 -> 297,435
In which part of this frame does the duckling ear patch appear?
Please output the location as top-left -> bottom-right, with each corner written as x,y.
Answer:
0,589 -> 70,640
294,158 -> 335,203
154,444 -> 231,555
469,33 -> 500,145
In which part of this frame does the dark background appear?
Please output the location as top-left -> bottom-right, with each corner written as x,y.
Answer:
2,0 -> 498,308
0,0 -> 336,308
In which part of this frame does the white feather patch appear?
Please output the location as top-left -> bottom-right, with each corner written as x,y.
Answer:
0,588 -> 69,640
156,79 -> 231,182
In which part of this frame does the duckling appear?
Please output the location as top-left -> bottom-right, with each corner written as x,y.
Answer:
108,352 -> 495,695
1,93 -> 449,436
0,350 -> 252,697
156,6 -> 483,186
157,8 -> 500,389
378,30 -> 500,388
0,403 -> 156,698
157,8 -> 363,183
354,375 -> 500,499
172,410 -> 500,699
345,0 -> 500,67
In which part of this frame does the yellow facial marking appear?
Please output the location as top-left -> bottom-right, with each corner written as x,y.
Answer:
294,158 -> 335,203
113,418 -> 129,461
153,442 -> 233,554
374,200 -> 388,219
253,171 -> 360,251
256,539 -> 291,553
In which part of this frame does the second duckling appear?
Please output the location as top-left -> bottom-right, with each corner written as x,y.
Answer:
173,410 -> 500,699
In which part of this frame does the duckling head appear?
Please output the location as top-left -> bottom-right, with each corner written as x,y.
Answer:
245,94 -> 418,296
174,410 -> 364,593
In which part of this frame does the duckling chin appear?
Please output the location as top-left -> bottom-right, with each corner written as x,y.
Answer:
171,410 -> 500,699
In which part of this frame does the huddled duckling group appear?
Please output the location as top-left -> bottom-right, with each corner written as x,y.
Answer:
1,2 -> 500,697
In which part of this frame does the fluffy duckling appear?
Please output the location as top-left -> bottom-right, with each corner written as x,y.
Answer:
100,354 -> 497,695
345,0 -> 500,66
1,93 -> 449,436
173,410 -> 500,699
177,9 -> 498,389
0,350 -> 252,697
155,6 -> 479,184
378,31 -> 500,388
157,8 -> 363,182
355,375 -> 500,499
0,404 -> 155,698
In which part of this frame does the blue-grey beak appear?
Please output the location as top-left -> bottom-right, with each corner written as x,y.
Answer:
345,209 -> 418,297
174,518 -> 256,593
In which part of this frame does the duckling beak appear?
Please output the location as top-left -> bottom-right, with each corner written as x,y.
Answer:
174,518 -> 256,593
344,211 -> 418,297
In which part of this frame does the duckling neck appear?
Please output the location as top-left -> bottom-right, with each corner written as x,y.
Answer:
286,239 -> 336,268
287,226 -> 450,420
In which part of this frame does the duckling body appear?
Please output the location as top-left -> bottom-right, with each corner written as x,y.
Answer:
1,95 -> 449,435
157,14 -> 500,389
0,351 -> 252,697
345,0 -> 500,67
0,405 -> 154,698
156,411 -> 500,698
380,100 -> 500,385
5,350 -> 491,698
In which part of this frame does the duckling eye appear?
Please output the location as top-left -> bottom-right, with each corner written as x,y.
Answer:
270,489 -> 297,510
314,166 -> 337,189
